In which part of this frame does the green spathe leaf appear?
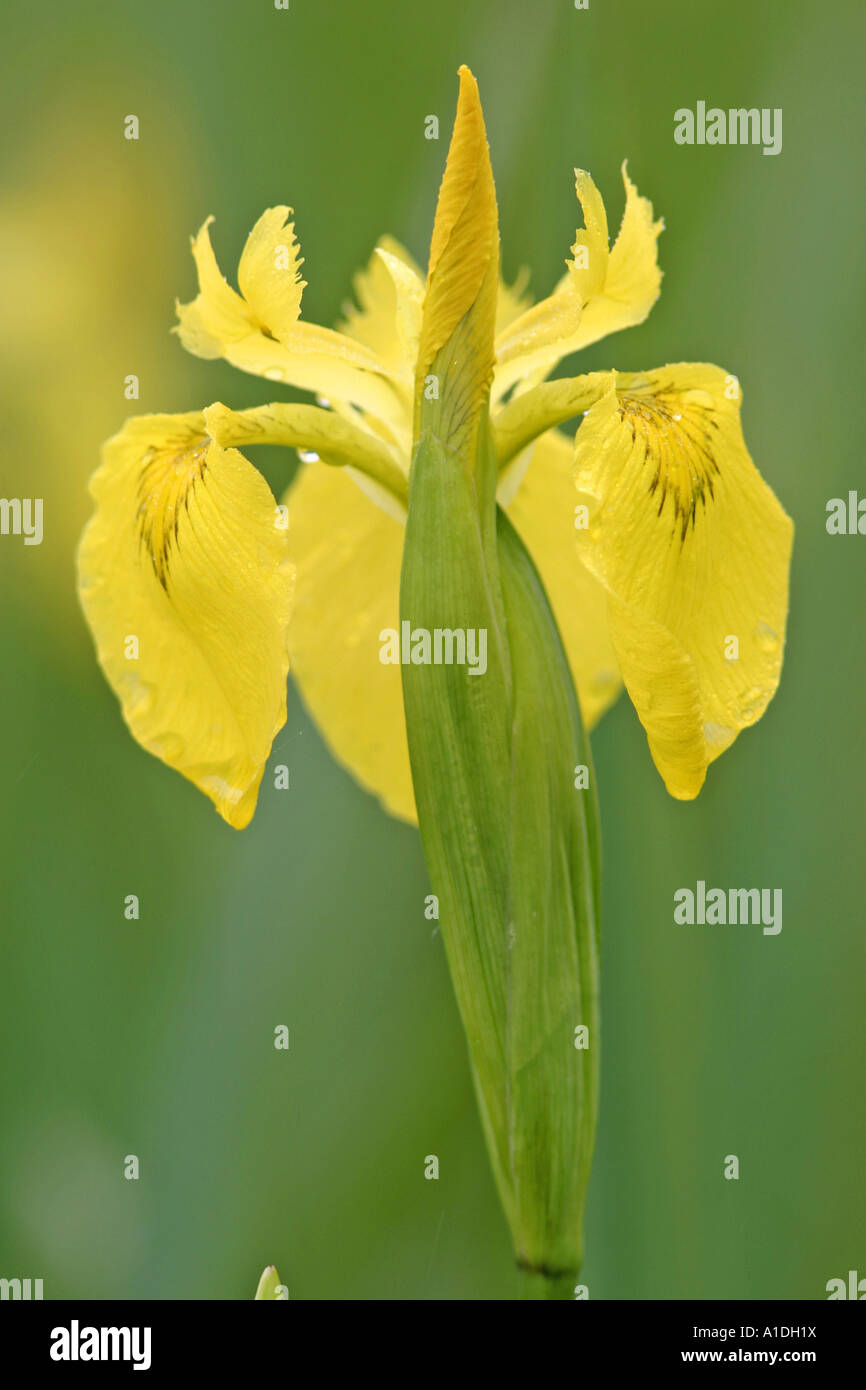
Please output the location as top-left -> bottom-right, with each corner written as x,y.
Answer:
497,504 -> 600,1274
400,419 -> 601,1284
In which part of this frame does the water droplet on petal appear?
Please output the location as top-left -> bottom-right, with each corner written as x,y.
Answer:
753,622 -> 779,654
298,450 -> 319,463
704,721 -> 733,749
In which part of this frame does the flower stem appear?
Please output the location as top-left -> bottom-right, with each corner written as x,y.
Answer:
517,1266 -> 579,1301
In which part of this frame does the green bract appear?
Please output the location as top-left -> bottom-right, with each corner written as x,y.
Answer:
400,68 -> 600,1295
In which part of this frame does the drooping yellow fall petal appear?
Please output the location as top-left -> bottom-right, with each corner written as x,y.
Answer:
505,430 -> 622,731
493,165 -> 662,399
77,412 -> 294,828
573,365 -> 793,797
284,457 -> 415,822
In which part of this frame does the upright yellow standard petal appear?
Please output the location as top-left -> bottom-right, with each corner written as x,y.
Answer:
339,239 -> 424,392
77,413 -> 294,828
176,208 -> 306,350
572,163 -> 663,351
176,214 -> 405,428
573,365 -> 793,797
237,206 -> 306,340
495,267 -> 532,336
568,169 -> 609,301
175,217 -> 253,357
493,165 -> 662,398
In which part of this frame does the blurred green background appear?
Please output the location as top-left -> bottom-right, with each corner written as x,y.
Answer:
1,0 -> 863,1299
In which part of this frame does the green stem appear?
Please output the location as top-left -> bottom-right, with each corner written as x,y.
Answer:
518,1266 -> 580,1301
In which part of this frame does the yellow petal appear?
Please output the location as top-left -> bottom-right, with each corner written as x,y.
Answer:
175,217 -> 253,358
237,206 -> 306,340
493,165 -> 662,396
222,324 -> 407,431
492,288 -> 583,393
504,430 -> 622,731
568,169 -> 609,301
571,163 -> 663,352
176,209 -> 307,351
492,170 -> 606,391
573,366 -> 793,797
495,267 -> 532,336
339,240 -> 424,390
284,458 -> 415,822
377,233 -> 425,280
77,413 -> 294,828
176,215 -> 404,427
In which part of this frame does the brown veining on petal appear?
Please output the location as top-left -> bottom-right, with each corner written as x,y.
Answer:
618,381 -> 720,542
136,434 -> 210,588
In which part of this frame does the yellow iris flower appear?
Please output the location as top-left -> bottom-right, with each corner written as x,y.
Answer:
77,66 -> 792,827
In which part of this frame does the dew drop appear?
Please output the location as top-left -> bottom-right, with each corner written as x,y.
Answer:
590,667 -> 619,695
704,721 -> 733,748
753,621 -> 779,654
298,450 -> 320,463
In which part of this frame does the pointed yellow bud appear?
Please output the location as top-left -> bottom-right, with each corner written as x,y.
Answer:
415,66 -> 500,452
254,1265 -> 285,1299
